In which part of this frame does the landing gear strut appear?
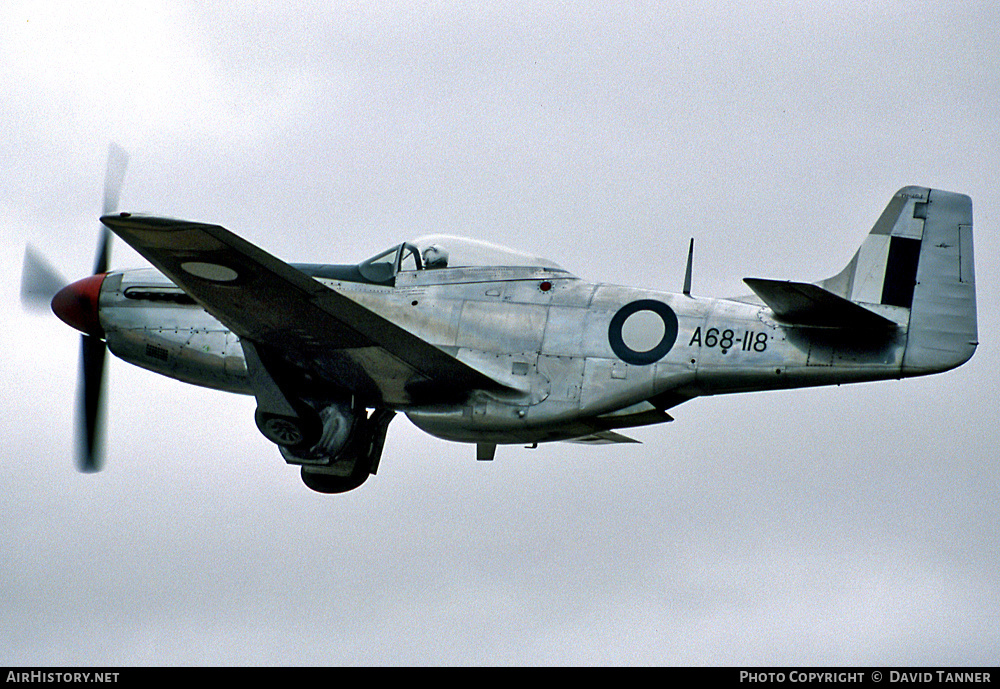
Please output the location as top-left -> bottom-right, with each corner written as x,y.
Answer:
294,408 -> 395,494
240,339 -> 395,493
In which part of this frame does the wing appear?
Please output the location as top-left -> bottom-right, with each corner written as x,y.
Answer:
101,214 -> 506,406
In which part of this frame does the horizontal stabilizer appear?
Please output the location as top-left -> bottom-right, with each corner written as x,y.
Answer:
743,278 -> 896,329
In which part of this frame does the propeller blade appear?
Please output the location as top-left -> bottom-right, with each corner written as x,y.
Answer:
21,246 -> 67,310
93,228 -> 112,277
94,143 -> 129,275
77,144 -> 127,471
78,334 -> 108,472
102,142 -> 129,217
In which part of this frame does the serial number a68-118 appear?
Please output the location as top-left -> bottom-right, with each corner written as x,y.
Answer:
688,327 -> 768,353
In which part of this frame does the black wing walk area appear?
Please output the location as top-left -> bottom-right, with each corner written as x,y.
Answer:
101,214 -> 504,405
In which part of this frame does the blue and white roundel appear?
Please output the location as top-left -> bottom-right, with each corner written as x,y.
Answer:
608,300 -> 678,365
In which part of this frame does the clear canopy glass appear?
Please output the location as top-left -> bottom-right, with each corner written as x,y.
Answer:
358,234 -> 565,282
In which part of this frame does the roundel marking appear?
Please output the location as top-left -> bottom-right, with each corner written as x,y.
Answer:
608,299 -> 679,365
180,261 -> 239,282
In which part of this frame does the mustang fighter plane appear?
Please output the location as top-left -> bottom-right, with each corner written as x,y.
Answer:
24,153 -> 978,493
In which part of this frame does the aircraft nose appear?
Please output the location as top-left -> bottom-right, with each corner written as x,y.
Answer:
51,274 -> 106,338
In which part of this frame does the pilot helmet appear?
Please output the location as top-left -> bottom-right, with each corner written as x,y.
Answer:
422,244 -> 449,268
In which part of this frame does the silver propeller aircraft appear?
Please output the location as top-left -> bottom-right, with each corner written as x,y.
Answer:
23,148 -> 978,493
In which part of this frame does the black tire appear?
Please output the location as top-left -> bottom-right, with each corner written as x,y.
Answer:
300,466 -> 371,494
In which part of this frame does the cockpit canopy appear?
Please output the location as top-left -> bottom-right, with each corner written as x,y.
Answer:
357,234 -> 566,283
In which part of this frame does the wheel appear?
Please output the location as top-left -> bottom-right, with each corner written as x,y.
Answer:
300,466 -> 371,494
254,404 -> 322,451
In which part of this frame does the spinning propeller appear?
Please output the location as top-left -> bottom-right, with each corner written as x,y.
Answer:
21,143 -> 129,472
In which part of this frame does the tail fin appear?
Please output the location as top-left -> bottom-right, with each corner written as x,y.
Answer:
820,186 -> 977,374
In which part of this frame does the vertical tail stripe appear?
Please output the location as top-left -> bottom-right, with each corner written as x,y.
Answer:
881,236 -> 922,308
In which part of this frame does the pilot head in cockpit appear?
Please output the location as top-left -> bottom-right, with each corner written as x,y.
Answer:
422,244 -> 449,268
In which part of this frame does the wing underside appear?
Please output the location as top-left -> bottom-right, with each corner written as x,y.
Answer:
566,430 -> 640,444
101,214 -> 505,406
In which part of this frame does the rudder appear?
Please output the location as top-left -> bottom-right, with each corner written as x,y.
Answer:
903,188 -> 977,374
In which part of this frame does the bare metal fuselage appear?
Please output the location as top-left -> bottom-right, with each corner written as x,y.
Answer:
100,261 -> 920,446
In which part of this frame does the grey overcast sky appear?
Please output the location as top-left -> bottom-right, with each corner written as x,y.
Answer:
2,1 -> 998,665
